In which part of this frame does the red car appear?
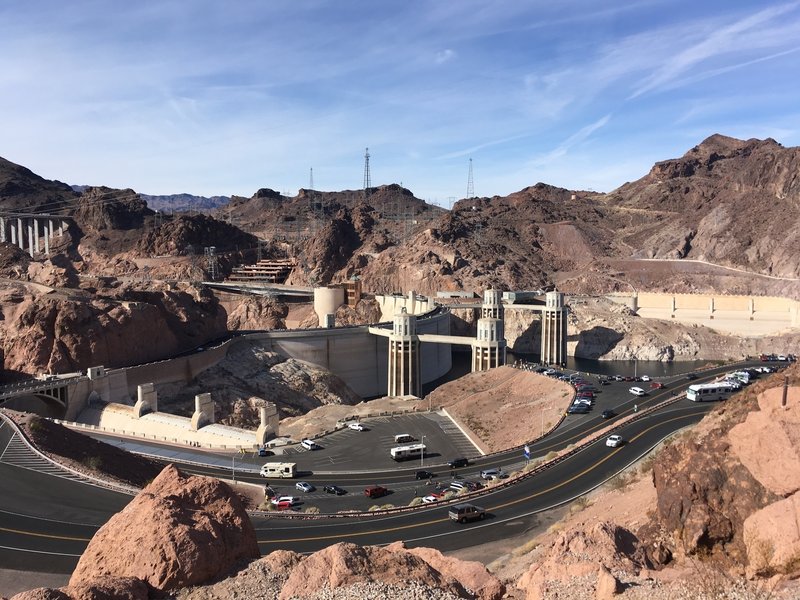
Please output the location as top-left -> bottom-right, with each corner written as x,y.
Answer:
364,485 -> 389,498
650,382 -> 665,389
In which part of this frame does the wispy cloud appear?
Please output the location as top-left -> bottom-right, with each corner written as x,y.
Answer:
531,115 -> 612,166
434,49 -> 457,65
630,2 -> 800,98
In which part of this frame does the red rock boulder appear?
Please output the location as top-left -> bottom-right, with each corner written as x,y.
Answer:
69,464 -> 260,591
278,542 -> 467,599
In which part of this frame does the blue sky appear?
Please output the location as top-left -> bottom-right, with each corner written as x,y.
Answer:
1,1 -> 799,205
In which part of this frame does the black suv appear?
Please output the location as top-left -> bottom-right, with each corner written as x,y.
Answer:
415,470 -> 435,480
447,457 -> 469,469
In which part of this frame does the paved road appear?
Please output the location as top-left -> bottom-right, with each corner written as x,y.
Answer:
0,360 -> 776,571
0,422 -> 130,573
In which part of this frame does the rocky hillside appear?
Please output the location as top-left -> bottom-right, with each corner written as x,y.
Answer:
0,155 -> 77,213
608,134 -> 800,278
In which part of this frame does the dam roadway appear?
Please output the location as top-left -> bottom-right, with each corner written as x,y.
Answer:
0,362 -> 764,573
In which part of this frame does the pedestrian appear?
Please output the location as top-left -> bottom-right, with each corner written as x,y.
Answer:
414,487 -> 418,497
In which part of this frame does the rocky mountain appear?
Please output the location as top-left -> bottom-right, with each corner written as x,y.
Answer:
2,136 -> 799,377
139,192 -> 230,213
608,134 -> 800,278
0,156 -> 77,213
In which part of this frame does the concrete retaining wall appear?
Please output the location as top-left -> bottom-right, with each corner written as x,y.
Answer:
608,292 -> 799,327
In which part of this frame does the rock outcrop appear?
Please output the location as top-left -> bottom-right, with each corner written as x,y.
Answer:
516,521 -> 648,600
273,541 -> 504,600
0,283 -> 227,376
648,365 -> 799,568
389,542 -> 505,600
278,542 -> 468,599
69,464 -> 260,591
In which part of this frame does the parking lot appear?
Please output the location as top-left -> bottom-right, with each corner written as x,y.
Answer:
279,412 -> 480,473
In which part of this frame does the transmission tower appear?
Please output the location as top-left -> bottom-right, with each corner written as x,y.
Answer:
204,246 -> 218,281
466,158 -> 475,199
363,147 -> 372,200
309,167 -> 314,191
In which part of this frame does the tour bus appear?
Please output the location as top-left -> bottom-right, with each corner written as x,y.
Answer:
390,443 -> 426,461
259,462 -> 298,478
686,382 -> 736,402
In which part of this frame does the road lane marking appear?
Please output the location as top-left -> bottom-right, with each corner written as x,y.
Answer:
0,525 -> 90,542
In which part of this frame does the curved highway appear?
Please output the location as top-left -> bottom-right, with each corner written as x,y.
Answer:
0,360 -> 773,572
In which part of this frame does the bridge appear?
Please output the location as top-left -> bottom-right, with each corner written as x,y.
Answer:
0,213 -> 73,257
0,374 -> 80,415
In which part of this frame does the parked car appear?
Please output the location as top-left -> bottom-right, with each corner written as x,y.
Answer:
447,457 -> 469,469
364,485 -> 389,498
639,375 -> 651,382
628,387 -> 646,396
606,435 -> 624,448
422,494 -> 441,503
258,447 -> 274,457
323,484 -> 347,495
567,404 -> 591,414
480,468 -> 502,480
449,480 -> 467,491
347,422 -> 365,431
295,481 -> 315,493
301,439 -> 319,450
448,503 -> 486,524
601,409 -> 616,419
462,480 -> 485,491
271,495 -> 299,506
415,470 -> 435,480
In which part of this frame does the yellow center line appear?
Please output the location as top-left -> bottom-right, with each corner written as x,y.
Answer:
0,526 -> 90,542
256,408 -> 706,545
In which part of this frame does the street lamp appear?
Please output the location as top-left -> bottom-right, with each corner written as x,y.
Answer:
420,435 -> 426,467
232,455 -> 238,483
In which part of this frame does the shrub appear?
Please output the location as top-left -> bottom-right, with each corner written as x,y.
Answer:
606,472 -> 632,491
304,506 -> 320,514
82,455 -> 102,470
569,496 -> 591,515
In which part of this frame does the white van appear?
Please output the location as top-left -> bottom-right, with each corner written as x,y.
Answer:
628,387 -> 646,396
394,434 -> 415,444
301,439 -> 319,450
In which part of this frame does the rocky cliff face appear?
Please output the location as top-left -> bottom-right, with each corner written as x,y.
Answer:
0,282 -> 227,377
646,364 -> 800,573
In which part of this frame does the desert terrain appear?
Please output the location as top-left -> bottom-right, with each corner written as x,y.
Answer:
2,134 -> 800,597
